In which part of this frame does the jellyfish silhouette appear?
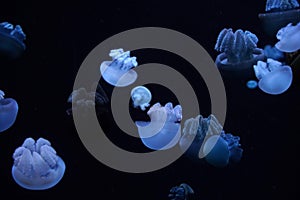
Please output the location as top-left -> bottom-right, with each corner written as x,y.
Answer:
275,22 -> 300,53
253,58 -> 293,95
168,183 -> 195,200
246,80 -> 258,89
12,137 -> 66,190
131,86 -> 152,110
135,102 -> 182,150
179,114 -> 243,168
258,0 -> 300,38
100,48 -> 138,87
214,28 -> 265,78
0,22 -> 26,59
0,90 -> 18,132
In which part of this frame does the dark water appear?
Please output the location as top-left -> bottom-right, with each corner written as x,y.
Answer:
0,0 -> 299,199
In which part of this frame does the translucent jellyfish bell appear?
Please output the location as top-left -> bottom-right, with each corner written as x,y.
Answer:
0,90 -> 18,132
0,22 -> 26,59
135,102 -> 182,150
131,86 -> 152,110
12,137 -> 66,190
253,58 -> 293,95
275,22 -> 300,53
100,48 -> 138,87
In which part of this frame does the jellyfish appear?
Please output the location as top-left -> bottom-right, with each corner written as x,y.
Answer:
11,137 -> 66,190
246,80 -> 258,89
214,28 -> 265,78
263,44 -> 285,60
0,90 -> 18,132
135,102 -> 182,150
258,0 -> 300,38
131,86 -> 152,111
253,58 -> 293,95
275,22 -> 300,53
179,114 -> 243,168
100,48 -> 138,87
168,183 -> 195,200
0,22 -> 26,59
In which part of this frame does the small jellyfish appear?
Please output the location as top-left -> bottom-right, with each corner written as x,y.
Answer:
168,183 -> 195,200
275,22 -> 300,53
131,86 -> 152,110
0,22 -> 26,59
12,137 -> 66,190
100,48 -> 138,87
135,102 -> 182,150
246,80 -> 258,89
263,44 -> 285,60
0,90 -> 18,132
253,58 -> 293,95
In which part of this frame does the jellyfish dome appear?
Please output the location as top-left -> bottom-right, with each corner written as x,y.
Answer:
275,22 -> 300,53
168,183 -> 195,200
0,90 -> 18,132
12,137 -> 66,190
0,22 -> 26,59
253,58 -> 293,95
131,86 -> 152,110
100,48 -> 138,87
135,102 -> 182,150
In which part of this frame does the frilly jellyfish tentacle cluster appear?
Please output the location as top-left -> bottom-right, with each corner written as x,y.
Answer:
0,90 -> 19,132
11,137 -> 66,190
275,22 -> 300,53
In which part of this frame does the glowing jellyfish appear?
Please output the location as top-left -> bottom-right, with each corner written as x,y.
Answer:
0,22 -> 26,59
12,137 -> 66,190
253,58 -> 293,95
179,114 -> 243,168
214,28 -> 265,78
275,22 -> 300,53
263,44 -> 285,60
135,102 -> 182,150
131,86 -> 152,110
0,90 -> 18,132
100,48 -> 138,87
168,183 -> 195,200
246,80 -> 258,89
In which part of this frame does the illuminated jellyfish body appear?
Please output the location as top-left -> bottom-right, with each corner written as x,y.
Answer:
100,48 -> 138,87
66,83 -> 109,116
253,58 -> 293,95
263,44 -> 285,60
135,102 -> 182,150
0,22 -> 26,59
12,137 -> 66,190
168,183 -> 195,200
131,86 -> 152,110
179,114 -> 243,168
0,90 -> 18,132
258,0 -> 300,38
275,22 -> 300,53
246,80 -> 258,89
214,28 -> 265,78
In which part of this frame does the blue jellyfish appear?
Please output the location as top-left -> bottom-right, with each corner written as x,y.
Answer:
12,137 -> 66,190
131,86 -> 152,111
263,44 -> 285,60
253,58 -> 293,95
135,102 -> 182,150
0,90 -> 18,132
0,22 -> 26,59
168,183 -> 195,200
179,114 -> 243,168
246,80 -> 258,89
258,0 -> 300,38
100,48 -> 138,87
275,22 -> 300,53
214,28 -> 265,78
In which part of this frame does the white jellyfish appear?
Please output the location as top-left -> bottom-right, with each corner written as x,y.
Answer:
130,86 -> 152,111
275,22 -> 300,53
135,102 -> 182,150
253,58 -> 293,95
100,48 -> 138,87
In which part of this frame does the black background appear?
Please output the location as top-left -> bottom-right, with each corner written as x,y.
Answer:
0,0 -> 299,199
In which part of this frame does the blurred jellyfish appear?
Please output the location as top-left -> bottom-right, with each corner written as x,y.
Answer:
0,22 -> 26,59
100,48 -> 138,87
135,102 -> 182,150
168,183 -> 195,200
131,86 -> 152,110
275,22 -> 300,53
253,58 -> 293,95
12,137 -> 66,190
246,80 -> 258,89
179,114 -> 243,168
263,44 -> 285,60
0,90 -> 18,132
